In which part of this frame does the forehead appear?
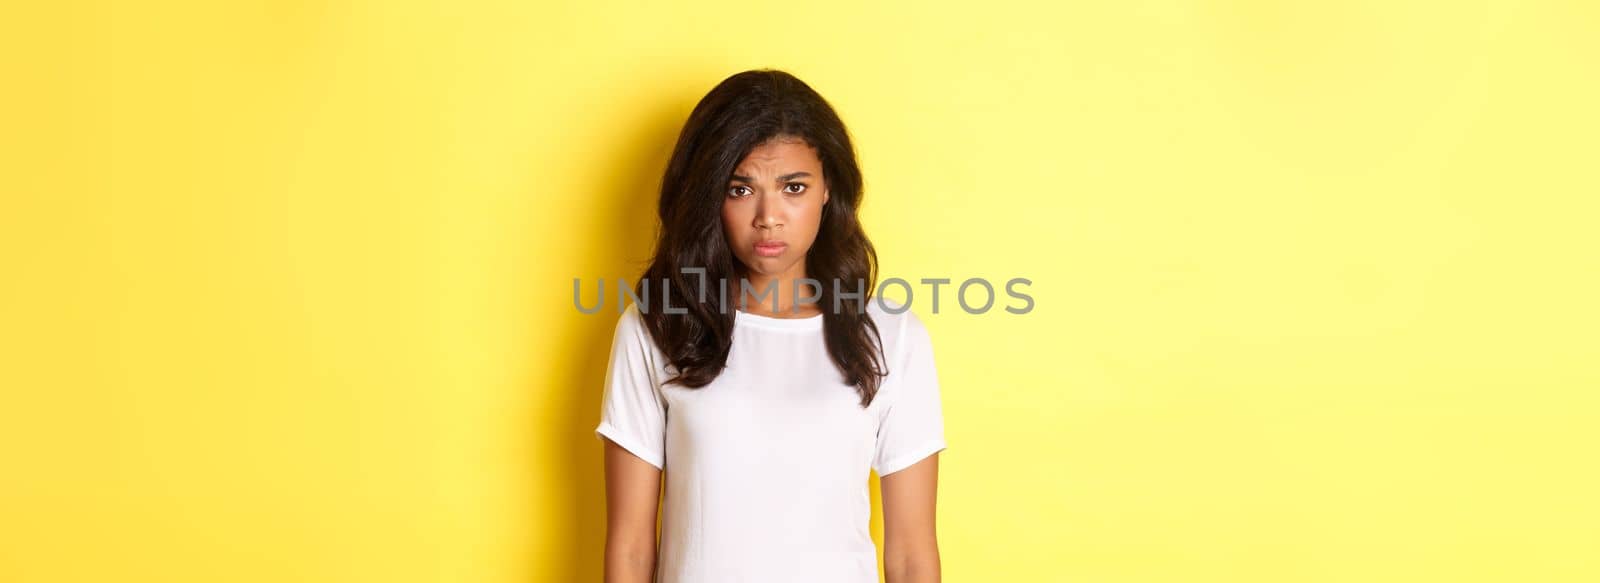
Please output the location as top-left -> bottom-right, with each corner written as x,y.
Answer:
734,137 -> 821,173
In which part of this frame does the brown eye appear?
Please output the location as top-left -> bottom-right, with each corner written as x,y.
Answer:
728,185 -> 751,197
784,183 -> 806,194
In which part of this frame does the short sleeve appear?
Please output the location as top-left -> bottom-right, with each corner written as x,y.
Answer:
593,305 -> 667,470
872,311 -> 947,476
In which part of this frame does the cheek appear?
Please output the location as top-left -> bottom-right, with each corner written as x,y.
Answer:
802,200 -> 827,232
720,203 -> 746,243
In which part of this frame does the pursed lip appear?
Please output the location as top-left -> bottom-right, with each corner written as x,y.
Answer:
753,240 -> 787,257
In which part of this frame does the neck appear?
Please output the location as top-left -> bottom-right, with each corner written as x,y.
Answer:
738,267 -> 820,316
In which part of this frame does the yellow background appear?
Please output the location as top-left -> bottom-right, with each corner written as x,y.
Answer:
3,1 -> 1597,581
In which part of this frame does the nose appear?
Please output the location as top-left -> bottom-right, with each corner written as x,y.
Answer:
753,191 -> 784,231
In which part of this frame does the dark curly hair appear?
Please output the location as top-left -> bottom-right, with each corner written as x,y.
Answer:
634,68 -> 888,407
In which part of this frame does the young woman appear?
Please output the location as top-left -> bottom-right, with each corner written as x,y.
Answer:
594,69 -> 946,583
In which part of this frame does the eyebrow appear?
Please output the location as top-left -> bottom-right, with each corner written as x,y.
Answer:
730,171 -> 813,183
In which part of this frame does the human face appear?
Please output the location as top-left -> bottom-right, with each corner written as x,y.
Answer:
721,136 -> 830,280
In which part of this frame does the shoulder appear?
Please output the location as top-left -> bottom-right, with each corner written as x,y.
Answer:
866,296 -> 933,360
867,296 -> 928,333
615,302 -> 646,336
608,303 -> 669,379
611,303 -> 659,355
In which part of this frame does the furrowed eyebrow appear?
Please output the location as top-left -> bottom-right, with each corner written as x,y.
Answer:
730,171 -> 814,183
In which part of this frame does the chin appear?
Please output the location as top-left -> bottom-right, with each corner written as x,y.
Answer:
740,257 -> 792,276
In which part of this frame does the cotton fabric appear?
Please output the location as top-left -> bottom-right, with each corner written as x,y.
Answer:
594,297 -> 947,583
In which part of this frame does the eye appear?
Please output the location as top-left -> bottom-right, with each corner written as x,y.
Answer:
783,183 -> 807,194
728,185 -> 751,198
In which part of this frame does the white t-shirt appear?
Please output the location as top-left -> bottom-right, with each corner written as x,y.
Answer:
593,297 -> 947,583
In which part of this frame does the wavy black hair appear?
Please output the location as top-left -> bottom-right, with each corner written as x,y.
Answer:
634,69 -> 887,407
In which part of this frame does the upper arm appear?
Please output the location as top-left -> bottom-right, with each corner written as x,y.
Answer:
881,452 -> 941,579
603,437 -> 662,548
881,451 -> 939,541
593,305 -> 669,565
872,310 -> 947,477
873,308 -> 946,579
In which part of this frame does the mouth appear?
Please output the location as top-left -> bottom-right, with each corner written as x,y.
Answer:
753,240 -> 787,258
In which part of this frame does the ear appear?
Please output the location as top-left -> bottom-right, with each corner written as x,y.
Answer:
823,188 -> 830,206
